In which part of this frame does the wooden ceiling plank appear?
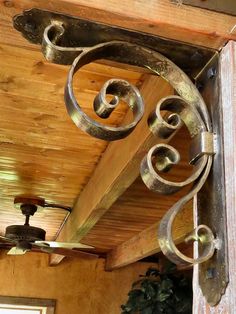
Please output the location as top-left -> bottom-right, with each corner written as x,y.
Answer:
1,0 -> 236,50
105,205 -> 193,270
0,39 -> 144,243
49,75 -> 174,265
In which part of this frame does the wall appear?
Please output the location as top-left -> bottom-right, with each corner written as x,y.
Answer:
0,252 -> 151,314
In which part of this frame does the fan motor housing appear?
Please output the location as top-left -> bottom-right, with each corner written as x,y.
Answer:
5,225 -> 46,242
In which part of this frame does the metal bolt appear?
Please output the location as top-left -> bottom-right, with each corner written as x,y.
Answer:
206,267 -> 215,279
207,67 -> 217,79
24,22 -> 37,33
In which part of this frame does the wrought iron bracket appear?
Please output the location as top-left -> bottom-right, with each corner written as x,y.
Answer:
174,0 -> 236,17
13,8 -> 228,306
195,56 -> 229,305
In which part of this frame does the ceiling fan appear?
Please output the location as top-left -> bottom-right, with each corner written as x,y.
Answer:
0,197 -> 97,259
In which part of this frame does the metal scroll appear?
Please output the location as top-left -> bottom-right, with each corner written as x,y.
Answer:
39,24 -> 217,265
13,9 -> 226,305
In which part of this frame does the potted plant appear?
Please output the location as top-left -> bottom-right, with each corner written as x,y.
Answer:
121,263 -> 192,314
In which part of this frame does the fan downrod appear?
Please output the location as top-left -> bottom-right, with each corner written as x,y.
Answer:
5,203 -> 46,242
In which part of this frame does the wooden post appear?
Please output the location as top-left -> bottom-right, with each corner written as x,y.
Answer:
193,40 -> 236,313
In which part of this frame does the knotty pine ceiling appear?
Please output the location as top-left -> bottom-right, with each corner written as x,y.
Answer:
0,1 -> 193,252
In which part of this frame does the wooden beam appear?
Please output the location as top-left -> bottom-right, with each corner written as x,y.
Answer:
1,0 -> 236,50
192,40 -> 236,313
50,75 -> 173,265
106,204 -> 193,270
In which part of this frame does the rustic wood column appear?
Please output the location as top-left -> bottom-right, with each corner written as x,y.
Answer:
193,40 -> 236,313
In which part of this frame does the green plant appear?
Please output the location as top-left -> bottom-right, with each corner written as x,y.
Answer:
121,263 -> 192,314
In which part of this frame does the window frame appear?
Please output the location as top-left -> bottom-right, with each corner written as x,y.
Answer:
0,296 -> 56,314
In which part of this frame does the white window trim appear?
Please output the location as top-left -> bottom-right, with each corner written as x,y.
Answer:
0,296 -> 56,314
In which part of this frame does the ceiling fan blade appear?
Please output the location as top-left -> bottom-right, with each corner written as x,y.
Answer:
48,247 -> 98,259
34,241 -> 94,249
0,236 -> 16,244
7,247 -> 27,255
32,244 -> 98,259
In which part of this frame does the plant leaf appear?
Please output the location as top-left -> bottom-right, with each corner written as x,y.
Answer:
121,264 -> 192,314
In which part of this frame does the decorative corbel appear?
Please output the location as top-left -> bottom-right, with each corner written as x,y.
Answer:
13,8 -> 228,305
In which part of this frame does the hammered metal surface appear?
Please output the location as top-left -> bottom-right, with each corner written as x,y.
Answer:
196,55 -> 229,306
13,8 -> 215,76
12,8 -> 228,305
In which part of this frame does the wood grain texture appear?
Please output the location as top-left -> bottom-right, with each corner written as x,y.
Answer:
0,1 -> 194,266
51,126 -> 195,266
82,126 -> 194,251
50,76 -> 174,265
106,204 -> 193,270
193,41 -> 236,313
0,0 -> 226,271
0,41 -> 142,240
1,0 -> 236,50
